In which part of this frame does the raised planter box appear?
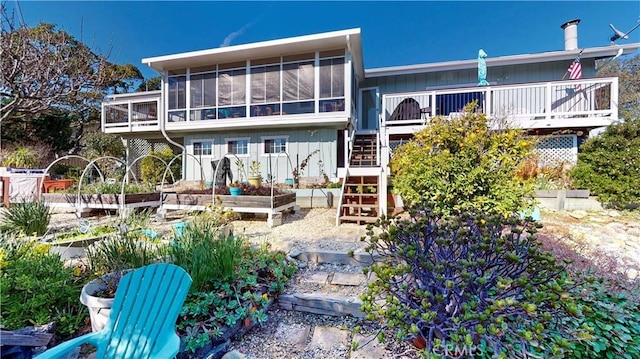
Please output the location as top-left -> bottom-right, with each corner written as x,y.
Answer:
534,189 -> 590,198
533,189 -> 602,212
42,192 -> 161,210
42,234 -> 110,260
161,192 -> 297,227
43,179 -> 74,193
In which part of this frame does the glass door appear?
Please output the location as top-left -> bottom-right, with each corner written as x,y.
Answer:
359,88 -> 379,131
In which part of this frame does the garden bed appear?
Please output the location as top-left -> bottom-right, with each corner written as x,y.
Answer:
161,190 -> 297,227
42,192 -> 161,210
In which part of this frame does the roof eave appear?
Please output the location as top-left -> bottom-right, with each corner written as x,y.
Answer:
365,43 -> 640,78
142,28 -> 363,73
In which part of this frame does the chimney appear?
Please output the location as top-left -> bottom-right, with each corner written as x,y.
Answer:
561,19 -> 581,51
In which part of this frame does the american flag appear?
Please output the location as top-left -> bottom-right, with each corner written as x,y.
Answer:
567,58 -> 582,89
567,59 -> 582,80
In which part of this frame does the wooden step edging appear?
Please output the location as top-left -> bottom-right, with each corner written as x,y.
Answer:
278,293 -> 365,318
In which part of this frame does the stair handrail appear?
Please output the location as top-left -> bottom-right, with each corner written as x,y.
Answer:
335,120 -> 359,226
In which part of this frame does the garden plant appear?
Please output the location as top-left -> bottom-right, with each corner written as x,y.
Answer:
359,211 -> 579,358
390,103 -> 535,216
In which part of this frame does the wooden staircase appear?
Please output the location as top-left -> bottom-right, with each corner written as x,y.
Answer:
338,134 -> 380,225
349,134 -> 377,167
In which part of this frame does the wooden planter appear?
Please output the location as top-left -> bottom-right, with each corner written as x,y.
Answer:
161,192 -> 297,228
42,192 -> 161,210
43,179 -> 74,193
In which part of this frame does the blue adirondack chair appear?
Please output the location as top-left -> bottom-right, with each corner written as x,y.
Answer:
36,263 -> 192,359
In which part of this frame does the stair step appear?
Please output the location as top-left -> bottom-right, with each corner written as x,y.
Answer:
339,215 -> 378,224
278,292 -> 364,317
342,203 -> 378,209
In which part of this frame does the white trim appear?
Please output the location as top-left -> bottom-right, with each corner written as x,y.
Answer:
224,137 -> 251,157
259,135 -> 289,157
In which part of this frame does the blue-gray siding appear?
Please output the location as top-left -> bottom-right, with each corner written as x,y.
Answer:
183,129 -> 337,183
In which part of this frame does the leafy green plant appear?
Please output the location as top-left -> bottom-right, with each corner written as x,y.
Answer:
0,236 -> 87,340
175,239 -> 296,354
170,221 -> 244,292
2,146 -> 38,168
0,201 -> 51,236
571,117 -> 640,209
390,102 -> 535,216
249,160 -> 262,178
563,276 -> 640,358
140,147 -> 181,185
359,211 -> 579,358
85,232 -> 166,297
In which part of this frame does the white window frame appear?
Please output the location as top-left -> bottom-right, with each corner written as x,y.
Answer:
193,140 -> 214,156
260,135 -> 289,156
225,137 -> 251,157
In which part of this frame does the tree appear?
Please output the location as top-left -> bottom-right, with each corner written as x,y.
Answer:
0,18 -> 109,122
597,54 -> 640,120
1,4 -> 146,153
390,103 -> 535,215
136,76 -> 162,92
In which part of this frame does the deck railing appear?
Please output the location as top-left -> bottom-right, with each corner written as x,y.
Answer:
102,93 -> 161,133
382,77 -> 618,128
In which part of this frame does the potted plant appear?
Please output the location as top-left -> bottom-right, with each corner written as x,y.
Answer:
229,181 -> 242,196
248,161 -> 262,187
81,232 -> 165,332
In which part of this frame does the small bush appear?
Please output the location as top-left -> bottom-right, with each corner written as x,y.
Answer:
140,147 -> 181,185
170,220 -> 243,292
390,103 -> 535,215
0,237 -> 87,339
571,118 -> 640,209
2,146 -> 39,168
564,277 -> 640,358
0,201 -> 51,236
360,211 -> 578,357
86,233 -> 165,278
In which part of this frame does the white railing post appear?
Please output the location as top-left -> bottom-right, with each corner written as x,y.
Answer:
128,100 -> 133,131
611,77 -> 619,121
485,88 -> 491,116
545,82 -> 553,121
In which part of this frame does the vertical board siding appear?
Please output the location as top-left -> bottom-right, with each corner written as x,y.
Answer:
365,59 -> 597,98
183,129 -> 337,183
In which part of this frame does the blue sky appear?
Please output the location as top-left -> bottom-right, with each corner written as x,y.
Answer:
8,1 -> 640,79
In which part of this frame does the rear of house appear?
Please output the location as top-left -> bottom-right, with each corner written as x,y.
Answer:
101,23 -> 640,224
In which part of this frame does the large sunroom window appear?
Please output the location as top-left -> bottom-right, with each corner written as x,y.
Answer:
282,59 -> 314,115
319,57 -> 345,112
251,63 -> 281,117
168,73 -> 186,122
190,72 -> 216,121
218,66 -> 246,119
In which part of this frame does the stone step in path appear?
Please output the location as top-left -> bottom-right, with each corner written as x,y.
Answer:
279,250 -> 377,318
228,250 -> 408,358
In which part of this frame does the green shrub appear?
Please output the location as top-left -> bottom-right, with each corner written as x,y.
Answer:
140,147 -> 181,185
85,233 -> 165,277
571,118 -> 640,209
360,211 -> 578,358
390,103 -> 535,216
169,220 -> 243,292
176,241 -> 296,353
0,201 -> 51,236
2,146 -> 38,168
0,237 -> 87,339
564,276 -> 640,358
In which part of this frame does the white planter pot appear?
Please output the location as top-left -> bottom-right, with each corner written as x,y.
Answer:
80,271 -> 130,332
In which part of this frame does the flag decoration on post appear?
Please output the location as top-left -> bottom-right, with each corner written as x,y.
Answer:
567,56 -> 582,89
567,59 -> 582,80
